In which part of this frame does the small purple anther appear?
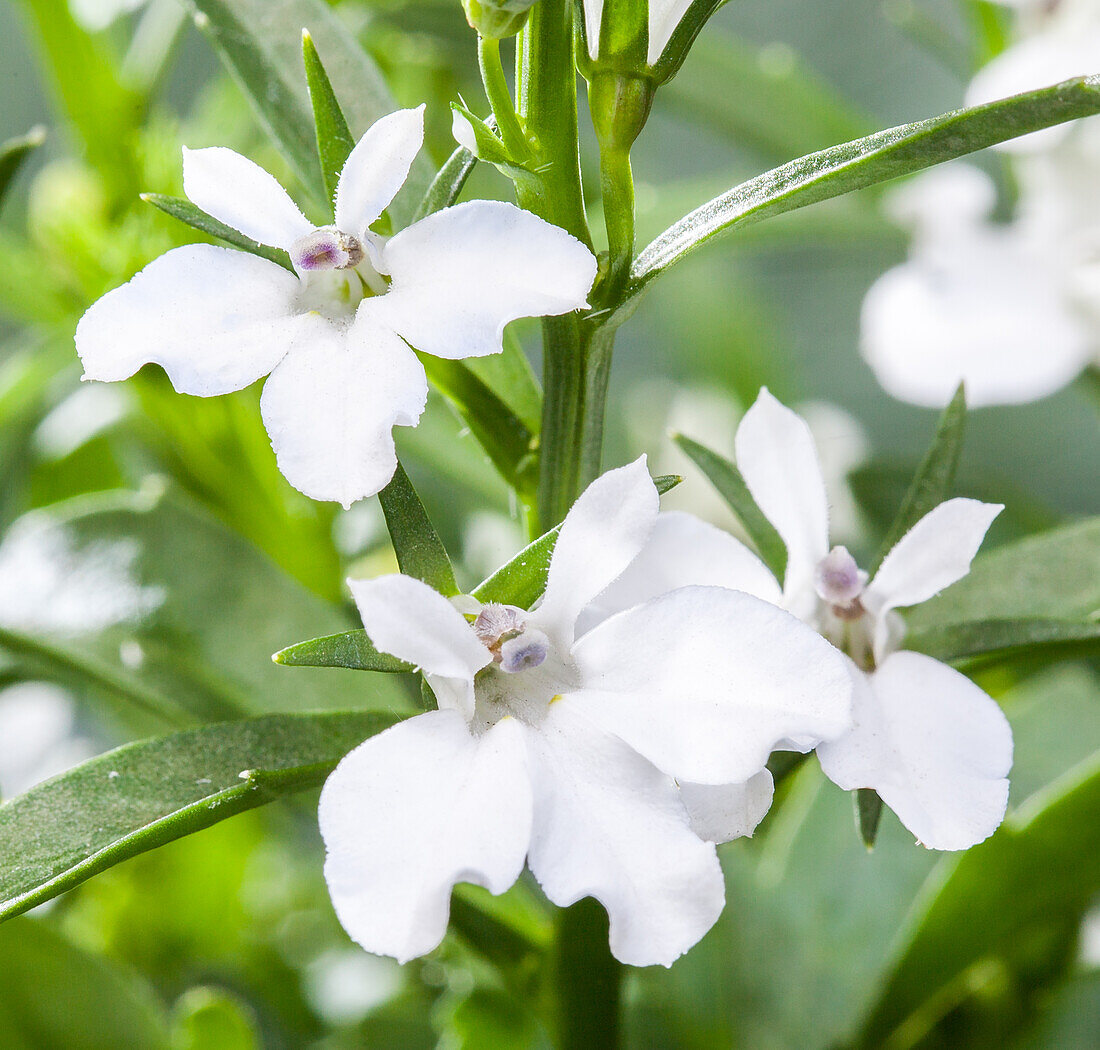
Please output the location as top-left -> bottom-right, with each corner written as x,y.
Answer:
814,545 -> 865,607
290,227 -> 364,272
499,629 -> 550,674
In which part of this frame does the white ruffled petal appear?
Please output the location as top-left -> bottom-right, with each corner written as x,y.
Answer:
581,511 -> 782,630
523,701 -> 725,967
534,457 -> 658,643
734,389 -> 830,617
76,245 -> 302,396
334,107 -> 425,241
583,0 -> 604,59
573,585 -> 852,785
182,147 -> 313,251
817,653 -> 1012,851
258,307 -> 428,507
374,201 -> 596,359
647,0 -> 693,64
869,498 -> 1002,658
349,574 -> 491,696
319,711 -> 532,963
678,770 -> 775,844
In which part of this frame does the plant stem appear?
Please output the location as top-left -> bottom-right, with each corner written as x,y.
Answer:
477,35 -> 531,161
598,144 -> 635,300
551,898 -> 622,1050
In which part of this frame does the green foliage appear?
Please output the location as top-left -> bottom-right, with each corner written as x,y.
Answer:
0,127 -> 46,206
378,461 -> 459,595
302,28 -> 356,208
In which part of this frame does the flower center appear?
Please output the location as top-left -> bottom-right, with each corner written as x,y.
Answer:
473,603 -> 549,673
291,226 -> 365,271
813,545 -> 865,619
290,226 -> 390,320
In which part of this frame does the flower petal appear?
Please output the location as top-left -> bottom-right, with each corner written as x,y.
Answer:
349,574 -> 491,702
735,389 -> 830,617
523,701 -> 725,967
678,770 -> 775,844
334,107 -> 425,241
182,147 -> 313,251
648,0 -> 693,64
817,652 -> 1012,850
869,497 -> 1002,658
374,201 -> 596,359
534,457 -> 658,643
573,585 -> 852,785
319,710 -> 532,963
580,510 -> 782,631
583,0 -> 603,59
259,307 -> 428,507
76,245 -> 302,395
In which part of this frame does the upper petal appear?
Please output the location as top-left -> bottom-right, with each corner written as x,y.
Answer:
581,510 -> 782,631
259,307 -> 428,507
349,574 -> 491,698
678,770 -> 775,844
817,652 -> 1012,850
76,245 -> 301,395
319,710 -> 532,963
183,147 -> 313,252
523,701 -> 725,967
648,0 -> 693,64
573,585 -> 853,785
583,0 -> 604,59
535,457 -> 659,643
868,497 -> 1002,658
334,107 -> 425,241
373,200 -> 597,359
735,389 -> 830,616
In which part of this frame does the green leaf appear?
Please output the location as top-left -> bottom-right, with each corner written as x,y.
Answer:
141,193 -> 294,270
853,752 -> 1100,1047
170,988 -> 259,1050
273,629 -> 412,673
906,618 -> 1100,666
620,77 -> 1100,321
186,0 -> 431,220
855,788 -> 884,850
672,431 -> 786,583
301,28 -> 355,209
412,143 -> 478,224
0,710 -> 398,923
870,384 -> 966,576
378,461 -> 459,596
0,127 -> 45,207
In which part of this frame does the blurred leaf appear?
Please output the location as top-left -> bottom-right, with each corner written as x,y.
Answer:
274,631 -> 412,672
663,31 -> 871,164
302,28 -> 355,209
871,384 -> 966,576
856,788 -> 883,850
672,431 -> 786,582
1012,971 -> 1100,1050
0,709 -> 398,923
853,752 -> 1100,1047
907,618 -> 1100,667
0,127 -> 45,206
379,461 -> 459,595
186,0 -> 431,219
141,194 -> 294,270
443,987 -> 540,1050
621,77 -> 1100,322
412,143 -> 477,223
0,918 -> 169,1049
170,987 -> 260,1050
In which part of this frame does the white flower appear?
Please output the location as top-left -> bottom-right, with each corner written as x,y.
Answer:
0,683 -> 95,799
76,107 -> 597,507
319,457 -> 852,966
597,392 -> 1013,851
582,0 -> 695,66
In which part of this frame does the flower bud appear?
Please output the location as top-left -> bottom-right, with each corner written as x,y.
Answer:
463,0 -> 539,39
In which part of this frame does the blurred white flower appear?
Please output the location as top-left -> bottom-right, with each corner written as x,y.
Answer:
581,0 -> 694,65
76,107 -> 596,508
600,392 -> 1013,851
319,457 -> 851,966
69,0 -> 146,32
0,683 -> 94,800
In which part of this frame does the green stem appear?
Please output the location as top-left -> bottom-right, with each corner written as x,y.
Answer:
551,899 -> 622,1049
478,36 -> 531,161
598,145 -> 635,301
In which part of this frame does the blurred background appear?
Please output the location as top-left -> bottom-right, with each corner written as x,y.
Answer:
0,0 -> 1097,1047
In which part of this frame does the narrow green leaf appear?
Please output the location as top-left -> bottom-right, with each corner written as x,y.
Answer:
0,710 -> 398,923
905,618 -> 1100,666
273,630 -> 412,673
141,193 -> 294,270
186,0 -> 431,219
378,461 -> 459,596
302,28 -> 355,209
620,77 -> 1100,320
672,432 -> 786,583
0,127 -> 45,206
870,384 -> 966,576
855,788 -> 883,850
412,143 -> 478,224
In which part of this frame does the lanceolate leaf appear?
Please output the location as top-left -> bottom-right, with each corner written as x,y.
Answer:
0,711 -> 399,923
273,630 -> 412,673
855,788 -> 884,850
0,127 -> 45,206
619,77 -> 1100,321
672,432 -> 786,583
141,194 -> 294,270
377,461 -> 459,596
302,28 -> 355,207
412,143 -> 478,224
870,384 -> 966,576
906,618 -> 1100,666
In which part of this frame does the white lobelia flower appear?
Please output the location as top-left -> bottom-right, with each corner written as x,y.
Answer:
319,457 -> 852,967
75,107 -> 597,507
595,392 -> 1014,851
582,0 -> 695,66
0,683 -> 95,800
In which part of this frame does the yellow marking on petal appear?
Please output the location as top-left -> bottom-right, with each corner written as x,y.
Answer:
549,694 -> 563,705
